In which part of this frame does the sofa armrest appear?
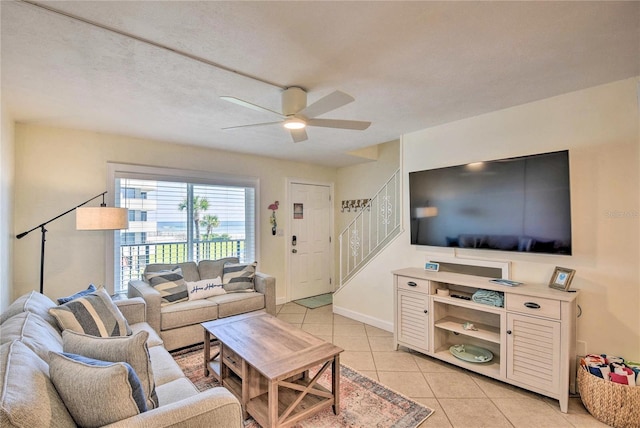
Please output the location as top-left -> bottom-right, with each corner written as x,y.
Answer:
114,297 -> 146,325
103,387 -> 242,428
254,272 -> 276,316
128,279 -> 162,334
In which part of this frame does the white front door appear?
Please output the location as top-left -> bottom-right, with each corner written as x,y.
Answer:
289,182 -> 333,300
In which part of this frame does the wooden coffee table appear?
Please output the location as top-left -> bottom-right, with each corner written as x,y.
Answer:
202,312 -> 343,428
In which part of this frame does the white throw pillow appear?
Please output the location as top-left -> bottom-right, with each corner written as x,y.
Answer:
186,277 -> 226,301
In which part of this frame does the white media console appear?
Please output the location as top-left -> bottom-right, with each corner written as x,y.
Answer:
393,267 -> 579,413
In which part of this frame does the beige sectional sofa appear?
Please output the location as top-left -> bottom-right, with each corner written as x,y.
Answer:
128,258 -> 276,351
0,291 -> 242,427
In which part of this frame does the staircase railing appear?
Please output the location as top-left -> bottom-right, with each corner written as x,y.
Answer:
338,169 -> 401,287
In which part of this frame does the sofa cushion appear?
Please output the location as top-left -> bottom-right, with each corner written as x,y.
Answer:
0,341 -> 76,427
155,378 -> 199,407
130,321 -> 164,347
145,261 -> 200,282
160,299 -> 218,331
187,277 -> 226,301
145,267 -> 189,306
222,262 -> 257,293
148,345 -> 186,386
198,257 -> 238,281
62,329 -> 159,410
49,352 -> 146,427
0,312 -> 63,363
49,286 -> 132,337
0,291 -> 58,329
209,292 -> 265,318
57,283 -> 97,304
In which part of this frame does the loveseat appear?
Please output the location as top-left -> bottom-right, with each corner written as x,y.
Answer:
0,290 -> 242,427
128,258 -> 276,351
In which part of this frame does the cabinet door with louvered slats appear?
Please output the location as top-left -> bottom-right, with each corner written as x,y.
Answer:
397,290 -> 430,353
506,313 -> 561,394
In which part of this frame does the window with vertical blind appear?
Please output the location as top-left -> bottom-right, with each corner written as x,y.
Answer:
109,164 -> 258,294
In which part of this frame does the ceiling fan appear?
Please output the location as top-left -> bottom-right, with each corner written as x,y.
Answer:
220,87 -> 371,143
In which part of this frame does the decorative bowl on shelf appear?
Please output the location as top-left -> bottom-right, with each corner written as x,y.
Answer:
449,344 -> 493,363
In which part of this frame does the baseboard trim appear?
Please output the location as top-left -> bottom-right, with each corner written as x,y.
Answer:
332,305 -> 393,333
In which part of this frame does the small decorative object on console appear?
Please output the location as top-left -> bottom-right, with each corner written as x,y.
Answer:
490,279 -> 522,287
449,344 -> 493,363
471,289 -> 504,307
462,322 -> 478,331
424,262 -> 440,272
549,266 -> 576,291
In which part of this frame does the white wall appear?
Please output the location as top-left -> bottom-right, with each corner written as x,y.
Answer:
12,125 -> 336,302
335,78 -> 640,357
335,140 -> 400,233
0,104 -> 15,310
332,140 -> 400,323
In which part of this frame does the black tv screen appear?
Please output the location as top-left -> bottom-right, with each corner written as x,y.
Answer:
409,150 -> 572,255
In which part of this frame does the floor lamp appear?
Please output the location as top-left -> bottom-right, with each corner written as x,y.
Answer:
16,191 -> 128,294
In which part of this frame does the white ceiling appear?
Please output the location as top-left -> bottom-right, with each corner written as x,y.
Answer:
2,1 -> 638,167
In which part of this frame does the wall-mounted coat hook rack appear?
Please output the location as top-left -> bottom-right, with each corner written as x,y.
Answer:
341,199 -> 371,213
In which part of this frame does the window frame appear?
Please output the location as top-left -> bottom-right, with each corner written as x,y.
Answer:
106,162 -> 260,294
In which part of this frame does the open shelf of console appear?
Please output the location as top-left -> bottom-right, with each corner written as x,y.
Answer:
433,315 -> 501,343
432,297 -> 502,341
432,344 -> 502,378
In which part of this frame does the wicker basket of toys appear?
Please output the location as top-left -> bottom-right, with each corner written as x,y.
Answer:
578,360 -> 640,428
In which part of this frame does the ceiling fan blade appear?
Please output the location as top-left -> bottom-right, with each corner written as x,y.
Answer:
222,121 -> 283,130
298,91 -> 354,118
290,128 -> 308,143
307,118 -> 371,130
220,96 -> 284,117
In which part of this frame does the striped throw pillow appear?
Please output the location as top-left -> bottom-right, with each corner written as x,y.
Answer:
49,287 -> 131,337
144,267 -> 188,306
222,262 -> 257,293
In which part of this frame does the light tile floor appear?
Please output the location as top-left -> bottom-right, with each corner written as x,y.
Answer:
276,302 -> 608,428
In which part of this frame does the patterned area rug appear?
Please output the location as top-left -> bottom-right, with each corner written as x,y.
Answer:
171,343 -> 433,427
293,293 -> 333,309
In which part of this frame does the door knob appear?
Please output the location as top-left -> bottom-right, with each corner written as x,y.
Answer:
292,249 -> 297,253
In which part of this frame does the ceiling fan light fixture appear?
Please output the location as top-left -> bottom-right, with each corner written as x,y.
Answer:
283,118 -> 306,130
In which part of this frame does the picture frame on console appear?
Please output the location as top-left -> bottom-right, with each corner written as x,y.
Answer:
549,266 -> 575,291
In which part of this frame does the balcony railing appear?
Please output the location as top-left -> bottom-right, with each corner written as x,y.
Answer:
118,238 -> 245,292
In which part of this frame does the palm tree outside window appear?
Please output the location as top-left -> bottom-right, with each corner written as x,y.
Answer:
112,172 -> 256,294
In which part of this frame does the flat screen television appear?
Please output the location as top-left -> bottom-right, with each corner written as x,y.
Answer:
409,150 -> 572,255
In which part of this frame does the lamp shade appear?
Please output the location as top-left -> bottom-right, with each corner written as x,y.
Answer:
76,207 -> 129,230
414,206 -> 439,218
